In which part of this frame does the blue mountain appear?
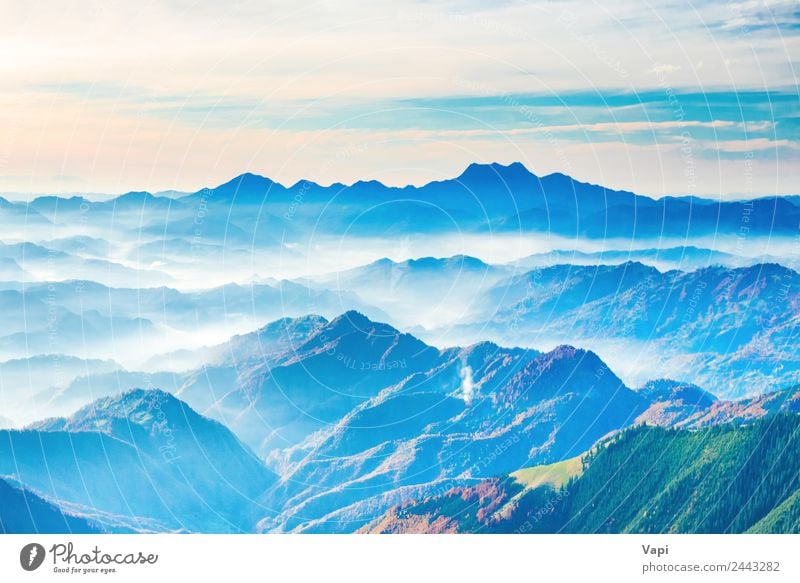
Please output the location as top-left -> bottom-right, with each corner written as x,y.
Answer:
3,389 -> 276,532
192,311 -> 443,455
167,162 -> 800,238
15,162 -> 800,240
258,342 -> 646,532
0,477 -> 101,534
475,262 -> 800,396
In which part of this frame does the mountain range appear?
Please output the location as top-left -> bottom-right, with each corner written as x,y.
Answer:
302,255 -> 510,328
1,161 -> 799,535
1,308 -> 798,533
177,163 -> 800,239
11,162 -> 800,242
514,246 -> 766,272
462,261 -> 800,397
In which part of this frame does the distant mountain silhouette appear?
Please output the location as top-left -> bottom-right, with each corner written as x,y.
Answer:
169,163 -> 800,238
515,245 -> 750,271
306,255 -> 508,327
14,163 -> 799,249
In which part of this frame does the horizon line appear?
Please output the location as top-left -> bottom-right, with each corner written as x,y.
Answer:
1,161 -> 796,203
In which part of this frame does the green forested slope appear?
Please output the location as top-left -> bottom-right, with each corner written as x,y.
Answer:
364,415 -> 800,534
566,414 -> 800,533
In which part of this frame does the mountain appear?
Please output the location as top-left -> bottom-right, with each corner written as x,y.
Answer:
0,477 -> 102,534
4,315 -> 798,534
39,235 -> 111,257
28,195 -> 92,219
30,370 -> 184,421
186,311 -> 443,455
415,162 -> 547,218
12,163 -> 800,243
256,342 -> 646,533
472,262 -> 800,397
306,255 -> 510,327
165,310 -> 800,534
0,197 -> 52,225
3,389 -> 275,532
634,379 -> 718,426
0,303 -> 156,361
362,414 -> 800,533
13,279 -> 382,330
671,385 -> 800,428
637,378 -> 717,406
147,314 -> 328,372
184,172 -> 285,205
515,246 -> 748,272
0,279 -> 386,373
0,242 -> 172,288
635,382 -> 800,428
164,163 -> 800,238
28,191 -> 182,217
315,255 -> 498,285
0,354 -> 122,411
193,281 -> 389,324
101,190 -> 180,212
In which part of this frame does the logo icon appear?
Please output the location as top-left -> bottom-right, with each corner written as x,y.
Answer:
20,543 -> 46,571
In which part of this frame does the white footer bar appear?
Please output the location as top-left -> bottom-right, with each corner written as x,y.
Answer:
1,534 -> 797,582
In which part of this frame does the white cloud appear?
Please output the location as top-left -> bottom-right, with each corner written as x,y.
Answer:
0,0 -> 796,195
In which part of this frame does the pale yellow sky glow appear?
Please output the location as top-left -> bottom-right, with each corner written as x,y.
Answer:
0,0 -> 798,198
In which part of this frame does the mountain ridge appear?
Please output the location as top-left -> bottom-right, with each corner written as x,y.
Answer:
5,388 -> 276,533
16,162 -> 799,208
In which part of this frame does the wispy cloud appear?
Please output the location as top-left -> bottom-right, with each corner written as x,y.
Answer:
0,0 -> 796,197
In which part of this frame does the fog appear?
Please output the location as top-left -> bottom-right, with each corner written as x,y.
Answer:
1,197 -> 799,427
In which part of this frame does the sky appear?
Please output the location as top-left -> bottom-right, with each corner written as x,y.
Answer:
0,0 -> 798,199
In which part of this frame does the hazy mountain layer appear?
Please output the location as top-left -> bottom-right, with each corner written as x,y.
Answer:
3,389 -> 276,532
1,317 -> 798,534
464,262 -> 800,397
0,477 -> 102,534
1,161 -> 799,534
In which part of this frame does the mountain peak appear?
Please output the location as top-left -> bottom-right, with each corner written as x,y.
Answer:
406,254 -> 490,270
542,344 -> 611,370
234,171 -> 272,182
188,172 -> 283,203
637,379 -> 717,406
297,310 -> 438,369
117,190 -> 156,200
456,161 -> 535,183
221,172 -> 276,189
31,388 -> 194,434
326,310 -> 398,336
536,260 -> 661,278
511,344 -> 629,398
253,314 -> 328,335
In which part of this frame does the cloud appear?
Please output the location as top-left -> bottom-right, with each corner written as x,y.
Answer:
460,363 -> 474,404
698,138 -> 800,153
648,64 -> 682,74
0,0 -> 796,196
